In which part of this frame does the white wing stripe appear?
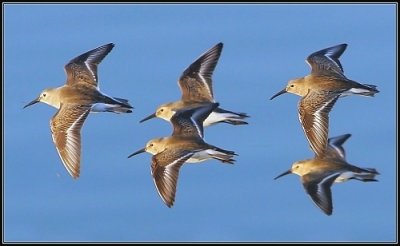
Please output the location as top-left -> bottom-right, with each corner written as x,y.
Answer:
317,172 -> 339,196
84,61 -> 97,83
190,115 -> 203,138
197,73 -> 213,98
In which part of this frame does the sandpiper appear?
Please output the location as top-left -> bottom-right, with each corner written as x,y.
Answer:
129,102 -> 236,207
24,43 -> 133,179
274,134 -> 379,215
140,42 -> 249,127
270,44 -> 379,157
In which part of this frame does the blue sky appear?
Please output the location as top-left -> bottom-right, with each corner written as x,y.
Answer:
4,3 -> 396,242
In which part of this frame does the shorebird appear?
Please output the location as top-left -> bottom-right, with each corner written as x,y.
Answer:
274,134 -> 379,215
140,42 -> 249,127
129,102 -> 237,207
24,43 -> 133,179
270,44 -> 379,157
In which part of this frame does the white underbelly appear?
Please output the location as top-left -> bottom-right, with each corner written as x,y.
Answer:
187,150 -> 213,163
335,171 -> 353,183
203,111 -> 229,127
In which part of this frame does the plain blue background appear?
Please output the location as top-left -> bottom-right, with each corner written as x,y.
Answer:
4,3 -> 396,242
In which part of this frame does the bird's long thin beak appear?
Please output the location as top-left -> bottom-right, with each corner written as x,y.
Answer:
139,112 -> 156,123
270,88 -> 287,100
274,169 -> 292,180
127,148 -> 146,158
23,97 -> 40,108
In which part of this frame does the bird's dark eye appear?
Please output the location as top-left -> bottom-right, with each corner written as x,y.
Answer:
160,109 -> 164,112
290,85 -> 294,88
149,143 -> 153,147
43,93 -> 47,97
